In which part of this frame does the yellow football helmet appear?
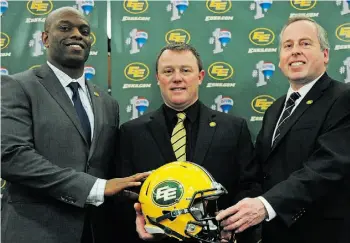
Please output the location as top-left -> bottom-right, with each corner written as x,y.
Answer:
139,161 -> 228,242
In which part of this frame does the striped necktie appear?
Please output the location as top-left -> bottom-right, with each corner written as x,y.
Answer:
272,92 -> 301,147
171,112 -> 186,161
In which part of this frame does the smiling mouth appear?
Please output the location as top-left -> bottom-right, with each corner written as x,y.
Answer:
170,87 -> 186,91
65,43 -> 85,50
289,61 -> 305,67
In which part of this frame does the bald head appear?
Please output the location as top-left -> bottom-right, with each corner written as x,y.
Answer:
44,7 -> 86,31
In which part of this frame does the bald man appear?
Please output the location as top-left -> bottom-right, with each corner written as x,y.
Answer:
1,7 -> 148,243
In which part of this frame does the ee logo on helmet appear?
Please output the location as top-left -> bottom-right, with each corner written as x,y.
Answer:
152,180 -> 184,207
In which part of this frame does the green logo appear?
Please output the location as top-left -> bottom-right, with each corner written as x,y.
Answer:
152,180 -> 184,207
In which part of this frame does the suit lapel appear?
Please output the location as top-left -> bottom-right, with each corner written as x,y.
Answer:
86,82 -> 103,159
270,73 -> 332,151
35,64 -> 89,146
193,103 -> 216,165
147,108 -> 176,166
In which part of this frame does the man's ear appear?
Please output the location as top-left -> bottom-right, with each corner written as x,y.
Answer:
42,31 -> 49,48
156,74 -> 160,85
198,70 -> 205,85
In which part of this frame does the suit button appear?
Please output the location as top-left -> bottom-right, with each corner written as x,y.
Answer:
263,174 -> 269,179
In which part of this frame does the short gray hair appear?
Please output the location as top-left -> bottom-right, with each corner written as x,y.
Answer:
279,16 -> 330,52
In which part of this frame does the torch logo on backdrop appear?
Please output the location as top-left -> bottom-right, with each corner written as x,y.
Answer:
75,0 -> 94,15
211,95 -> 234,113
252,61 -> 275,87
29,30 -> 45,57
126,29 -> 148,54
1,67 -> 9,75
209,28 -> 231,54
127,96 -> 149,120
0,0 -> 8,16
84,66 -> 96,81
167,0 -> 189,21
340,57 -> 350,83
250,0 -> 273,19
336,0 -> 350,15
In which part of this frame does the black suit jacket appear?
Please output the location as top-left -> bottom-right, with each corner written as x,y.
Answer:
118,102 -> 260,243
1,64 -> 119,243
256,73 -> 350,243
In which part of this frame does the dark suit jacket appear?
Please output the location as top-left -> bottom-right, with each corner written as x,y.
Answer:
256,73 -> 350,243
118,102 -> 261,243
1,64 -> 120,243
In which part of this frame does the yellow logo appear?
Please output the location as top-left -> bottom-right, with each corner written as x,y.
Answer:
29,65 -> 41,69
249,28 -> 275,46
0,32 -> 10,50
90,32 -> 96,46
123,0 -> 148,14
251,95 -> 275,114
206,0 -> 231,14
290,0 -> 317,10
27,0 -> 53,16
208,62 -> 234,81
165,29 -> 191,44
336,23 -> 350,42
124,62 -> 149,81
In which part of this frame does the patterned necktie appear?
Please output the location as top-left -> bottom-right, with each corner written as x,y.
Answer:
171,112 -> 186,161
68,82 -> 91,145
272,92 -> 301,147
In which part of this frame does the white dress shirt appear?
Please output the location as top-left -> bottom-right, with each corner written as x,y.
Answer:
47,62 -> 106,206
259,72 -> 324,221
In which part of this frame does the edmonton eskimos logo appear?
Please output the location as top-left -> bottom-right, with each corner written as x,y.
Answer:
123,0 -> 148,14
165,29 -> 191,44
0,32 -> 10,50
90,32 -> 96,46
208,62 -> 234,81
251,95 -> 275,114
152,180 -> 184,207
249,28 -> 275,46
335,23 -> 350,42
27,0 -> 53,16
124,62 -> 149,81
206,0 -> 231,14
290,0 -> 317,11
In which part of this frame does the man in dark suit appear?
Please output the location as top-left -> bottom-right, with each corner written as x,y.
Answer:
120,43 -> 261,243
216,17 -> 350,243
1,7 -> 149,243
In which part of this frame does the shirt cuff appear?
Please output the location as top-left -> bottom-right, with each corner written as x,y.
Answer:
86,178 -> 107,207
258,196 -> 277,221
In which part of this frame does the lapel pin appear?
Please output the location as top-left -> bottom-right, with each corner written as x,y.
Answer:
306,100 -> 313,105
209,122 -> 216,127
94,92 -> 100,97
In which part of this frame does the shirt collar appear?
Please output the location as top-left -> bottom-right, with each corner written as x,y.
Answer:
47,61 -> 86,92
163,100 -> 200,123
286,72 -> 324,103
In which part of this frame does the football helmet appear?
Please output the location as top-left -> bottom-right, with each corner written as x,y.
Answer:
139,161 -> 229,242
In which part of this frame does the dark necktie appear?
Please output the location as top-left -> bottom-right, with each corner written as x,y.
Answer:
272,92 -> 301,147
68,82 -> 91,145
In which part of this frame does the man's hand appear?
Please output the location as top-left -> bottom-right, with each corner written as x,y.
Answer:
135,203 -> 166,241
216,198 -> 267,233
104,172 -> 150,197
